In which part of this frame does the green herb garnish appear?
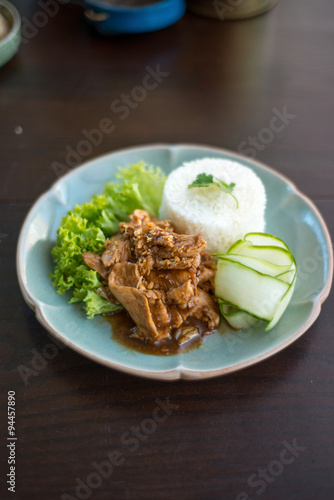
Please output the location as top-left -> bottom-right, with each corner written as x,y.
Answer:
50,162 -> 166,318
188,173 -> 239,208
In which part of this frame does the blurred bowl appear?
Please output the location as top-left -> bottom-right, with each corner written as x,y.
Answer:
0,0 -> 21,67
187,0 -> 279,20
84,0 -> 186,35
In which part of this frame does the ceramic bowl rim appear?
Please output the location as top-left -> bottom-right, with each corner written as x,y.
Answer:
0,0 -> 21,50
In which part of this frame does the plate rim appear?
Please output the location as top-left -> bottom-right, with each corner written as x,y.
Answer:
16,143 -> 334,381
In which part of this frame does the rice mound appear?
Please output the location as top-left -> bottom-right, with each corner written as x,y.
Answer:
159,158 -> 266,254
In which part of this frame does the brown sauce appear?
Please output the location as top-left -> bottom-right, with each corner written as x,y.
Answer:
105,311 -> 214,356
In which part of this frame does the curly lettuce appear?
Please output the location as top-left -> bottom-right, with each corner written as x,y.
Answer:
50,162 -> 166,318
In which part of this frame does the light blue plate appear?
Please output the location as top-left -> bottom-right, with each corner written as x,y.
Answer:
17,144 -> 333,380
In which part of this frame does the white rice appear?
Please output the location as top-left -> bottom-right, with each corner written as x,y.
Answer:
159,158 -> 266,254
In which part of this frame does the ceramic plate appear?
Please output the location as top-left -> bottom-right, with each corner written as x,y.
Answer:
17,144 -> 333,380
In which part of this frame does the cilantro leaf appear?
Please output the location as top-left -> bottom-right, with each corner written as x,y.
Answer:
215,179 -> 239,208
188,173 -> 239,208
188,173 -> 215,188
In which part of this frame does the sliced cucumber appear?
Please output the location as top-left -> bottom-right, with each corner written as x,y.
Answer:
219,302 -> 237,315
220,303 -> 258,329
215,259 -> 289,321
265,276 -> 296,331
230,245 -> 293,267
220,254 -> 291,277
215,232 -> 297,332
224,311 -> 259,330
276,269 -> 295,284
245,233 -> 289,250
225,239 -> 252,255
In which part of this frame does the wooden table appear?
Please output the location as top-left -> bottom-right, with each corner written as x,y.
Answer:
1,1 -> 333,499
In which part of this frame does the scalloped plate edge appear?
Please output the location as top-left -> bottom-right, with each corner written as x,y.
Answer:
16,143 -> 334,381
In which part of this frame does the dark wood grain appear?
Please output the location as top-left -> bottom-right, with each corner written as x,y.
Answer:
1,1 -> 334,499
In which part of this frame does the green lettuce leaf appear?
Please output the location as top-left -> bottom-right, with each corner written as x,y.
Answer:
50,161 -> 166,318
